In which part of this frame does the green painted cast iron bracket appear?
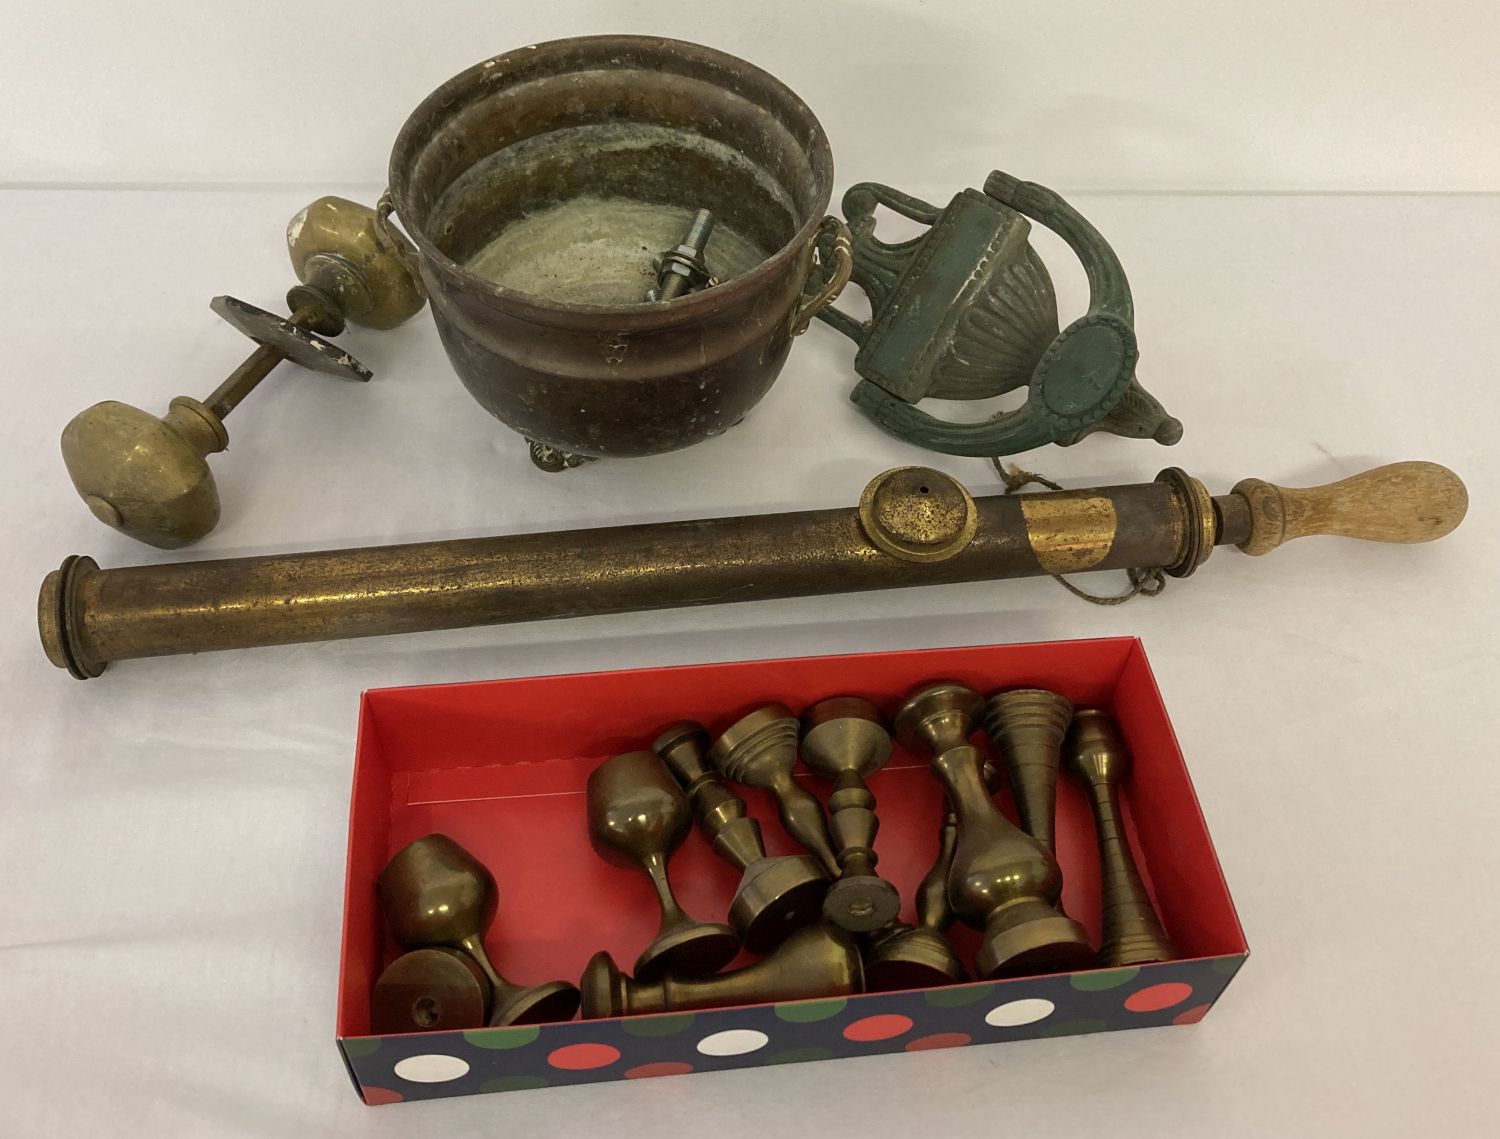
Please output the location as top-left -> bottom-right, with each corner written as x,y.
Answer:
816,170 -> 1182,457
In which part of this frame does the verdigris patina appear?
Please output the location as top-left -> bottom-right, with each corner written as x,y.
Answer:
818,170 -> 1182,458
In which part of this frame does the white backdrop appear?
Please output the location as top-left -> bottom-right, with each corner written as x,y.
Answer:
4,0 -> 1499,192
2,3 -> 1498,1137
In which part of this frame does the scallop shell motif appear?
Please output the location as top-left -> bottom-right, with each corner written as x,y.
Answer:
927,245 -> 1059,401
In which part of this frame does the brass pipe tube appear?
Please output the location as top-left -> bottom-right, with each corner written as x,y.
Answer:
38,461 -> 1466,679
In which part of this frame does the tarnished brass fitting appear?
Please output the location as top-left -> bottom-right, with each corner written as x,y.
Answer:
59,197 -> 426,549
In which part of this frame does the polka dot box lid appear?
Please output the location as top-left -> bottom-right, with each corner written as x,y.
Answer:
337,638 -> 1248,1105
343,956 -> 1245,1104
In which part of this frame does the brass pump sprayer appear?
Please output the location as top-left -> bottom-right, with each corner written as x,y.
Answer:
39,460 -> 1466,679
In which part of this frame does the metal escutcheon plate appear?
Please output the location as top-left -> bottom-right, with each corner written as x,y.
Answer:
210,295 -> 372,381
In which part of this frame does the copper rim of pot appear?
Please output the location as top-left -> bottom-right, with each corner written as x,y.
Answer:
386,35 -> 836,331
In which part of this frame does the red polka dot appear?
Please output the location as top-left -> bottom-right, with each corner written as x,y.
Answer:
1172,1003 -> 1213,1025
1124,982 -> 1194,1013
362,1086 -> 404,1105
842,1013 -> 915,1042
625,1061 -> 695,1079
905,1032 -> 971,1051
547,1042 -> 622,1070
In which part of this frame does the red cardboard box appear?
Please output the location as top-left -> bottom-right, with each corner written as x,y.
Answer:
337,638 -> 1247,1104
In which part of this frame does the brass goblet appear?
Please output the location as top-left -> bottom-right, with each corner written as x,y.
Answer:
983,688 -> 1074,852
655,722 -> 829,953
370,947 -> 490,1034
896,682 -> 1093,979
377,833 -> 581,1026
710,705 -> 841,877
799,697 -> 903,932
1065,709 -> 1178,967
581,923 -> 863,1018
587,752 -> 740,982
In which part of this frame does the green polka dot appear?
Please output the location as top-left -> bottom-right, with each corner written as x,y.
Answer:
463,1026 -> 540,1050
622,1013 -> 696,1037
774,998 -> 848,1023
342,1038 -> 381,1058
766,1047 -> 835,1065
924,983 -> 996,1008
1070,967 -> 1141,992
481,1075 -> 551,1093
1211,955 -> 1244,976
1040,1018 -> 1109,1038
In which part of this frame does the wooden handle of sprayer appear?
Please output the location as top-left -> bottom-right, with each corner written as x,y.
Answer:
1231,461 -> 1467,556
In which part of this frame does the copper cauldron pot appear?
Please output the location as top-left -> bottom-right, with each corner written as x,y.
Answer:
385,36 -> 848,468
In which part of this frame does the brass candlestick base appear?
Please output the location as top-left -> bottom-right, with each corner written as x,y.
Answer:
728,856 -> 830,953
377,834 -> 581,1026
800,697 -> 902,932
1065,709 -> 1178,967
588,752 -> 740,981
983,688 -> 1074,851
655,723 -> 829,953
580,924 -> 863,1019
371,948 -> 490,1034
896,683 -> 1093,979
866,925 -> 969,991
710,706 -> 841,878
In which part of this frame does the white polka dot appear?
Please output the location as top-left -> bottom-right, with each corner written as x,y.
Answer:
392,1053 -> 471,1083
984,998 -> 1056,1027
695,1028 -> 770,1057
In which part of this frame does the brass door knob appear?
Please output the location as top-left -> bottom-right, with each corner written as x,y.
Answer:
580,923 -> 863,1018
59,197 -> 426,548
1064,709 -> 1177,967
799,697 -> 903,932
587,752 -> 740,981
655,722 -> 829,953
377,834 -> 580,1027
896,682 -> 1093,979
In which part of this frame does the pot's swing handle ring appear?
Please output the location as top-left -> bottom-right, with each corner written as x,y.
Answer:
374,191 -> 428,302
791,216 -> 853,336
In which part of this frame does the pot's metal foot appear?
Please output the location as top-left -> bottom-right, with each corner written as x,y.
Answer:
527,440 -> 594,473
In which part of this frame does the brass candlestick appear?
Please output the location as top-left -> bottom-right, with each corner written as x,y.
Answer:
580,924 -> 863,1019
377,834 -> 581,1026
1065,709 -> 1178,967
710,706 -> 841,878
655,722 -> 829,953
865,804 -> 969,991
895,683 -> 1093,978
983,688 -> 1074,852
370,947 -> 490,1034
865,761 -> 996,991
587,752 -> 740,981
800,697 -> 903,932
